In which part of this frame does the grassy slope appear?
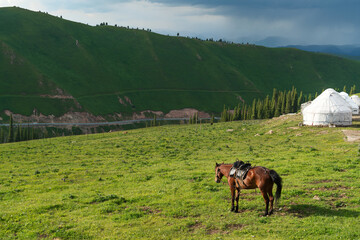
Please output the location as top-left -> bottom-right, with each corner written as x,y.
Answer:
1,7 -> 360,118
0,114 -> 359,239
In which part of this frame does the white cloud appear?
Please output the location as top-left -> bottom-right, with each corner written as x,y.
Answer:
0,0 -> 46,10
48,0 -> 230,39
1,0 -> 359,45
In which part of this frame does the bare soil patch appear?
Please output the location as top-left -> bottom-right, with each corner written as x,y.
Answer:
188,222 -> 204,232
342,130 -> 360,142
225,223 -> 245,230
140,206 -> 161,214
5,110 -> 105,123
165,108 -> 210,118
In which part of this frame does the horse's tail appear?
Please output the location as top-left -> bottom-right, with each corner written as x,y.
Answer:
269,169 -> 282,206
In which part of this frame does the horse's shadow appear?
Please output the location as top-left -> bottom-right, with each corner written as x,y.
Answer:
285,204 -> 360,218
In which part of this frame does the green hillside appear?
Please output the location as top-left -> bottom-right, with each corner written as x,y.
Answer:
0,115 -> 359,239
1,7 -> 360,120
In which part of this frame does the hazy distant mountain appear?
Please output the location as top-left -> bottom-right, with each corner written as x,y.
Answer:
254,36 -> 291,47
255,36 -> 360,60
284,45 -> 360,60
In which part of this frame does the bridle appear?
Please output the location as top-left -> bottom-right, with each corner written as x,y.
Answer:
215,167 -> 223,183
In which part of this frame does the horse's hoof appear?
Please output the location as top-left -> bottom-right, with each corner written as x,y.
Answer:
230,208 -> 235,212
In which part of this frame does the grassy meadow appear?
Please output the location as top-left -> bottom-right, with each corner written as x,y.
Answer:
0,114 -> 359,239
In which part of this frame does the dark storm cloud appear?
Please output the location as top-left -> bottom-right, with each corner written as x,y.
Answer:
140,0 -> 360,44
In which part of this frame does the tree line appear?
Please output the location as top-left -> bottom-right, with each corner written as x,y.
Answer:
220,85 -> 356,122
0,114 -> 91,144
0,116 -> 43,143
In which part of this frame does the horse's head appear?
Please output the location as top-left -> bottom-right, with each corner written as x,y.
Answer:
215,163 -> 224,183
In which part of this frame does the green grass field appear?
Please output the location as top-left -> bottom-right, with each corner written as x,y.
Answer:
0,114 -> 359,239
2,7 -> 360,119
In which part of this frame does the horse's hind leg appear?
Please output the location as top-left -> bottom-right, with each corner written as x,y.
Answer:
260,188 -> 270,216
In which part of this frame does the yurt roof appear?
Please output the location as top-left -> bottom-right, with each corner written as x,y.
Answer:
350,95 -> 360,106
303,88 -> 352,114
339,92 -> 359,112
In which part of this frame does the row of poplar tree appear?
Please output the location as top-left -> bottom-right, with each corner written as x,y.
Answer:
0,114 -> 86,144
0,116 -> 37,143
220,85 -> 356,122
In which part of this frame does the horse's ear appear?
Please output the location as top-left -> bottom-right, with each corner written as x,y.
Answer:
215,162 -> 219,167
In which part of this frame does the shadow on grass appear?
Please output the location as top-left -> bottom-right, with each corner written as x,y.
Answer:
286,204 -> 360,218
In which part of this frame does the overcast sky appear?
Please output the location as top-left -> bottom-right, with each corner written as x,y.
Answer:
1,0 -> 360,46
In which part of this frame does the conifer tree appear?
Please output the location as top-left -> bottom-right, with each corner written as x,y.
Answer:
242,105 -> 247,120
270,97 -> 276,117
210,114 -> 215,125
297,91 -> 303,109
8,114 -> 14,143
291,88 -> 298,113
0,128 -> 3,143
263,95 -> 271,119
28,125 -> 32,140
274,92 -> 282,117
281,92 -> 286,114
256,99 -> 263,119
285,91 -> 292,114
247,105 -> 252,120
233,103 -> 241,121
220,105 -> 227,122
15,125 -> 21,142
350,85 -> 356,95
251,99 -> 257,119
152,115 -> 157,127
193,112 -> 199,124
271,88 -> 278,103
230,106 -> 237,121
303,94 -> 307,103
22,126 -> 28,141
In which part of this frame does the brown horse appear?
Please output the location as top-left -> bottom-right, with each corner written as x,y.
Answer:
215,161 -> 282,216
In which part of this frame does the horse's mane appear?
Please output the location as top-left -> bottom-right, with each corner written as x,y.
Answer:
216,162 -> 233,167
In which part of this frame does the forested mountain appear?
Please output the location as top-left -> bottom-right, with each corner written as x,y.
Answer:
1,7 -> 360,121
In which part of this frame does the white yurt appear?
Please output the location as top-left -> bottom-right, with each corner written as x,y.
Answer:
302,88 -> 352,126
339,92 -> 359,114
300,101 -> 312,114
350,95 -> 360,107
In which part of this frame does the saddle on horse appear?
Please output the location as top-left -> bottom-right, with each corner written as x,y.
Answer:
229,161 -> 252,185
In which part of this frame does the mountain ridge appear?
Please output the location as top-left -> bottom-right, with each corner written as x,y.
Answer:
1,7 -> 360,121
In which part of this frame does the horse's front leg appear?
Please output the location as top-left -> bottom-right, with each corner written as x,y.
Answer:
235,187 -> 240,213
